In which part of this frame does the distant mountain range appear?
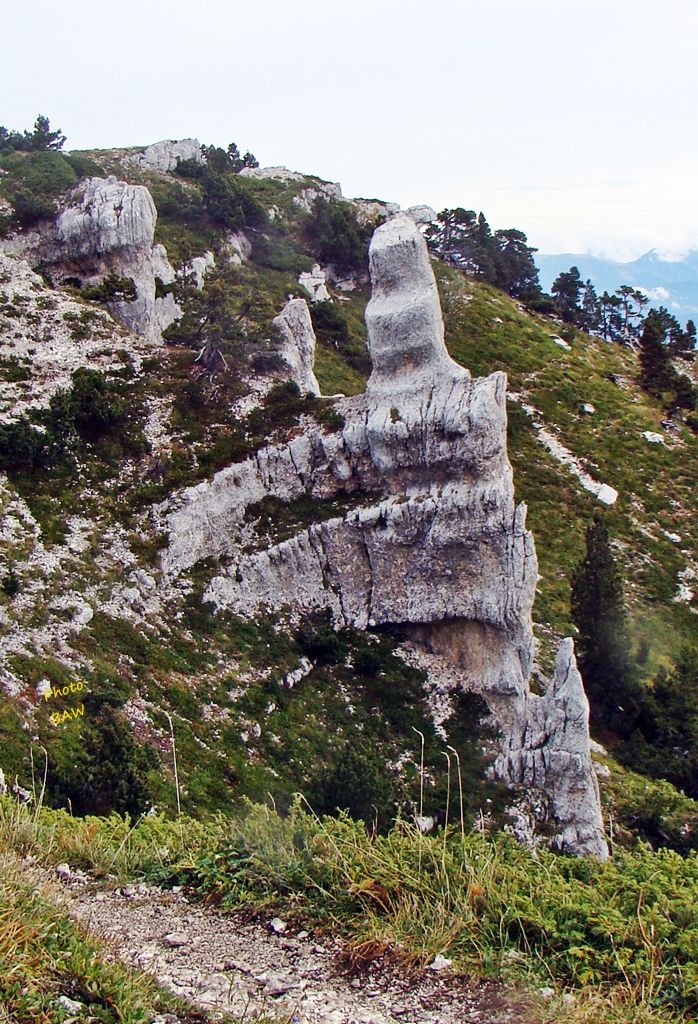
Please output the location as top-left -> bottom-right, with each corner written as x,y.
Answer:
535,249 -> 698,320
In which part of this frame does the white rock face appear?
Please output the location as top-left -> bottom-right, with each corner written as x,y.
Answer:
58,176 -> 156,256
292,180 -> 345,214
352,198 -> 401,225
272,298 -> 321,396
126,139 -> 204,173
150,243 -> 182,333
366,213 -> 455,392
298,264 -> 331,303
240,166 -> 306,183
4,177 -> 181,344
405,204 -> 436,225
222,232 -> 251,264
160,215 -> 607,856
181,250 -> 216,290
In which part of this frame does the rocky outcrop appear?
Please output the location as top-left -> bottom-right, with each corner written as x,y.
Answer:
124,138 -> 204,173
272,298 -> 321,397
298,264 -> 331,303
406,204 -> 436,226
0,252 -> 145,420
1,176 -> 181,344
181,250 -> 215,290
364,214 -> 456,392
222,232 -> 251,265
159,213 -> 607,857
57,177 -> 156,255
352,198 -> 401,226
292,183 -> 344,214
239,166 -> 306,183
151,243 -> 182,334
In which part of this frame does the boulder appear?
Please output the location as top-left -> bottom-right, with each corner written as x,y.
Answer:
57,176 -> 156,256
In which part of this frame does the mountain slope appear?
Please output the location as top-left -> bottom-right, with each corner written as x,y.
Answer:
536,249 -> 698,317
0,140 -> 695,841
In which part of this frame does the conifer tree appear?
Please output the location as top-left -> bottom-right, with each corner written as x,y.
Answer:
639,309 -> 672,396
571,513 -> 639,730
551,266 -> 583,324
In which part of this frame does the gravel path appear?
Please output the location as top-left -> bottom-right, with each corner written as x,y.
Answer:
63,879 -> 539,1024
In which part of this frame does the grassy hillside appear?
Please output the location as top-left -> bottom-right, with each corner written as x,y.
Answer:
0,141 -> 697,1024
1,795 -> 697,1024
0,147 -> 696,826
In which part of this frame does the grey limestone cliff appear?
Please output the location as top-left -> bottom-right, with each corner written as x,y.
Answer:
159,213 -> 607,857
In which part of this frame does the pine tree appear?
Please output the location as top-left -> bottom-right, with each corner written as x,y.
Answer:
571,513 -> 639,731
580,279 -> 601,333
599,291 -> 622,341
551,266 -> 583,324
639,309 -> 672,396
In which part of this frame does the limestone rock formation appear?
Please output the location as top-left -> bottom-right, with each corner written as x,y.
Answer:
159,214 -> 607,857
124,138 -> 204,173
406,204 -> 437,225
298,264 -> 331,303
0,251 -> 148,420
1,176 -> 181,344
292,182 -> 344,214
365,213 -> 457,392
239,166 -> 307,183
272,298 -> 321,396
352,198 -> 401,225
57,177 -> 156,255
181,250 -> 216,290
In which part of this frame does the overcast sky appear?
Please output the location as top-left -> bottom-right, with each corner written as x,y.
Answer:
3,0 -> 697,260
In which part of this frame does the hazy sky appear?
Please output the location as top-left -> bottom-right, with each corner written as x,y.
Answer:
3,0 -> 697,260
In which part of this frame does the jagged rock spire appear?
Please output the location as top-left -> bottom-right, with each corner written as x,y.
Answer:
161,212 -> 608,858
366,213 -> 455,391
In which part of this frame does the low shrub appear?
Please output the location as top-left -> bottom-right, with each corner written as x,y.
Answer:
82,273 -> 137,303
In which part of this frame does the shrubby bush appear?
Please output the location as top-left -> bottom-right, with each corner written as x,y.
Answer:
0,150 -> 78,229
82,273 -> 137,303
0,368 -> 134,472
306,198 -> 371,276
63,152 -> 105,178
47,705 -> 157,817
310,299 -> 349,348
202,172 -> 267,230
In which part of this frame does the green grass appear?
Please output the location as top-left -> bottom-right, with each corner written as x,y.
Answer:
1,796 -> 695,1024
314,340 -> 366,394
0,848 -> 259,1023
179,804 -> 698,1022
433,264 -> 698,665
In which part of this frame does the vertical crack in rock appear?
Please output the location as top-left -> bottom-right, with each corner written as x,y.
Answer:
162,212 -> 608,857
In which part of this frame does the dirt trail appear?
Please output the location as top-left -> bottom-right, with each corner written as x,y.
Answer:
62,878 -> 539,1024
